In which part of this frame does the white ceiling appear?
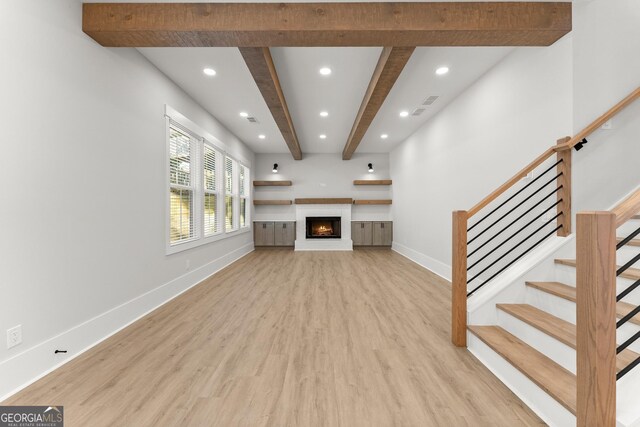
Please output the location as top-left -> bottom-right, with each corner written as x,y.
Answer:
140,46 -> 513,154
360,47 -> 513,152
140,47 -> 287,151
271,47 -> 382,153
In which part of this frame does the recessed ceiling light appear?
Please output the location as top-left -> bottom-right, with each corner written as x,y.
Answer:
319,134 -> 327,139
435,66 -> 450,76
381,134 -> 389,139
399,111 -> 409,117
319,67 -> 332,76
239,112 -> 249,118
203,68 -> 217,76
320,111 -> 329,117
258,134 -> 266,139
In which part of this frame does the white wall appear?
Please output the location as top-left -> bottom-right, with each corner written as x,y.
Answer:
390,36 -> 574,277
0,0 -> 254,398
571,0 -> 640,215
253,153 -> 392,222
390,0 -> 640,279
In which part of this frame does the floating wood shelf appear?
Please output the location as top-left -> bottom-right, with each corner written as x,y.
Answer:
295,198 -> 353,205
253,180 -> 292,187
253,200 -> 292,206
353,199 -> 392,205
353,179 -> 392,185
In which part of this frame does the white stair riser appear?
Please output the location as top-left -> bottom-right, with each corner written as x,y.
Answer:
618,220 -> 640,238
617,362 -> 640,427
554,264 -> 640,306
526,287 -> 576,323
526,287 -> 640,353
497,310 -> 576,373
619,323 -> 640,354
468,333 -> 576,427
617,244 -> 640,266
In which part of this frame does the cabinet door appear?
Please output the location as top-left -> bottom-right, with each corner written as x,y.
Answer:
352,221 -> 372,246
372,222 -> 393,246
254,222 -> 275,246
274,222 -> 295,246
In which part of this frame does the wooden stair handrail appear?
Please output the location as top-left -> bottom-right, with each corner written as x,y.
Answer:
467,87 -> 640,219
612,189 -> 640,227
557,87 -> 640,152
468,147 -> 556,218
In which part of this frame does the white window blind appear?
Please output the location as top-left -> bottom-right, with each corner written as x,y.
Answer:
166,110 -> 251,254
239,164 -> 249,228
203,144 -> 221,237
225,157 -> 237,232
169,125 -> 195,244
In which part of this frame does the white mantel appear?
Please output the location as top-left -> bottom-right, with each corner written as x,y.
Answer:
294,204 -> 353,251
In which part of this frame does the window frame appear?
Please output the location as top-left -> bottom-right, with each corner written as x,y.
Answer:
239,164 -> 250,229
165,108 -> 251,255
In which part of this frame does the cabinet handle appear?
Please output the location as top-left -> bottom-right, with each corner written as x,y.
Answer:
263,223 -> 266,229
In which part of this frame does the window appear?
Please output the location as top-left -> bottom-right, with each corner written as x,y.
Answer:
203,144 -> 221,237
225,157 -> 237,232
169,125 -> 195,244
166,112 -> 250,254
239,164 -> 250,228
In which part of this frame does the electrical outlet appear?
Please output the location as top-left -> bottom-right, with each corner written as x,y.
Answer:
601,119 -> 613,130
7,325 -> 22,349
185,259 -> 191,270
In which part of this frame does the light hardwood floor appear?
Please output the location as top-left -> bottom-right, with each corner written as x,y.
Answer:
3,249 -> 543,426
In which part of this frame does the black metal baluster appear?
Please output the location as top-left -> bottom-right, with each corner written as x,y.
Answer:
467,160 -> 562,233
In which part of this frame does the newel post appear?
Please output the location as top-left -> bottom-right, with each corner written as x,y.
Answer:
452,210 -> 468,347
557,136 -> 572,237
576,212 -> 616,427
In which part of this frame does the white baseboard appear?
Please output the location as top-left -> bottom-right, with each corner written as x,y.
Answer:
392,242 -> 451,281
0,243 -> 254,402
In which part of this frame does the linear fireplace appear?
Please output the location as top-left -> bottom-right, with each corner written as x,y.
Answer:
306,216 -> 341,239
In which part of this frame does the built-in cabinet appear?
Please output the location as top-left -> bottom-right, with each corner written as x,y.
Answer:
351,221 -> 393,246
254,221 -> 295,246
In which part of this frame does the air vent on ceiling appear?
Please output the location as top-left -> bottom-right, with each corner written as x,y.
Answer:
411,108 -> 426,116
422,95 -> 439,106
246,116 -> 259,123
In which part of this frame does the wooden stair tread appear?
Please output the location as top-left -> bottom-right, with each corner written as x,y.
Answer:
468,325 -> 576,414
555,258 -> 640,281
526,281 -> 575,301
497,303 -> 639,372
617,237 -> 640,247
526,281 -> 640,326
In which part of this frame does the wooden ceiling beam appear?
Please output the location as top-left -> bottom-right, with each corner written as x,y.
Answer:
342,47 -> 415,160
82,2 -> 572,47
239,47 -> 302,160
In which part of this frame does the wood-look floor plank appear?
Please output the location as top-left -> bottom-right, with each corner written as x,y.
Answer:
3,249 -> 543,426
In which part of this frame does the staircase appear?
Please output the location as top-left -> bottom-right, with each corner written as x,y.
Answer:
451,87 -> 640,427
469,213 -> 640,417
